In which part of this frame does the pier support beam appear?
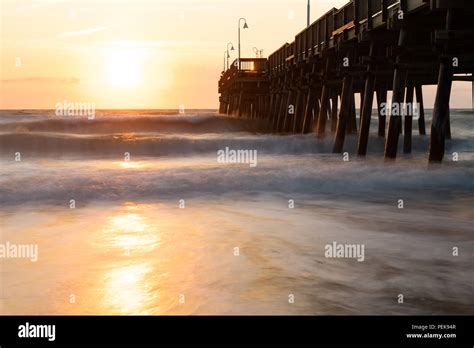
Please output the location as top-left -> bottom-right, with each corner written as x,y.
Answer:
293,89 -> 305,132
302,88 -> 316,133
404,83 -> 414,154
429,58 -> 453,162
237,92 -> 244,117
266,95 -> 272,119
228,95 -> 232,115
270,93 -> 281,131
242,100 -> 249,118
253,97 -> 259,119
258,96 -> 264,118
231,94 -> 238,116
278,92 -> 286,131
358,81 -> 376,155
267,94 -> 275,123
376,87 -> 387,137
225,97 -> 230,115
415,85 -> 426,135
275,91 -> 287,133
233,94 -> 239,116
358,41 -> 377,156
314,91 -> 321,132
331,92 -> 339,133
264,95 -> 271,119
299,90 -> 309,132
359,91 -> 364,129
282,90 -> 295,132
385,28 -> 408,159
316,84 -> 331,137
348,92 -> 357,134
333,75 -> 354,153
429,9 -> 454,163
316,59 -> 332,137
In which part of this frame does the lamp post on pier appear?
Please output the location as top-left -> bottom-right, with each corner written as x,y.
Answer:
238,17 -> 249,70
307,0 -> 311,27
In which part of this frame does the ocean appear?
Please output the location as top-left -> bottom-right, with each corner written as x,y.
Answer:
0,109 -> 473,315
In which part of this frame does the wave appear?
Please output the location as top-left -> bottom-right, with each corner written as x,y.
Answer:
0,111 -> 472,159
1,109 -> 472,134
1,153 -> 473,206
0,114 -> 267,134
0,132 -> 328,157
0,109 -> 218,121
0,130 -> 472,158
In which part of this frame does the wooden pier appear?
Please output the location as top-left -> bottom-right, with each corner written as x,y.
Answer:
218,0 -> 474,162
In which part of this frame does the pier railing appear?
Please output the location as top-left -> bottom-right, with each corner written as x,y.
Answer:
268,0 -> 414,73
294,8 -> 336,64
219,58 -> 267,91
225,1 -> 422,77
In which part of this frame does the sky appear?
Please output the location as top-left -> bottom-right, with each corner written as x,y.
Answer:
0,0 -> 472,109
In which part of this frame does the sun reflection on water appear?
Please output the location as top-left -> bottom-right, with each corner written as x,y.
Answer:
111,213 -> 147,233
104,262 -> 154,314
100,203 -> 161,314
117,161 -> 146,169
104,206 -> 161,253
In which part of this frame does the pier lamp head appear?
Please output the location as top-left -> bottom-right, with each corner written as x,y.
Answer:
230,45 -> 235,51
243,22 -> 248,29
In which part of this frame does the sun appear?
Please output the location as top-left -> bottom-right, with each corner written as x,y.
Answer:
105,48 -> 143,88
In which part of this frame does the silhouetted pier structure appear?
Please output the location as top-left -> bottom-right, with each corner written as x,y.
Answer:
218,0 -> 474,162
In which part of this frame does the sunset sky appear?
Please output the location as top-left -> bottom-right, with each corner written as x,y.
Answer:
1,0 -> 472,109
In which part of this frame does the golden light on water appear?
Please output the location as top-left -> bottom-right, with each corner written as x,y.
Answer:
116,161 -> 146,169
104,262 -> 154,314
1,201 -> 207,315
105,208 -> 161,253
99,205 -> 162,314
110,213 -> 147,233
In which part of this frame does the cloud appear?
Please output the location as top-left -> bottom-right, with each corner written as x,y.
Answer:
57,27 -> 107,39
